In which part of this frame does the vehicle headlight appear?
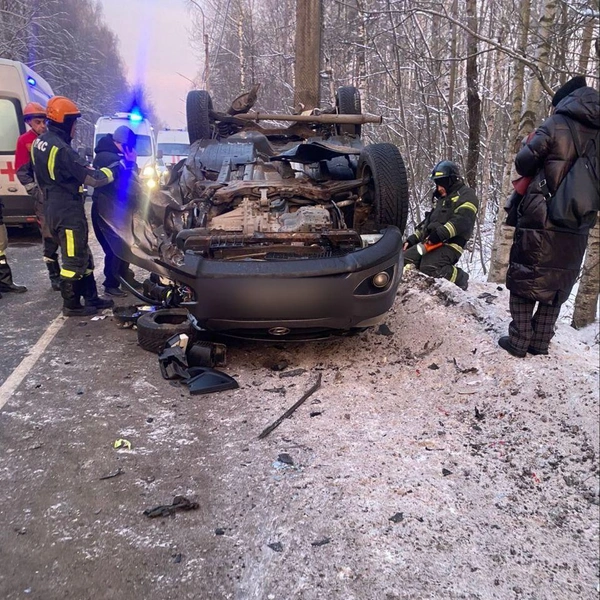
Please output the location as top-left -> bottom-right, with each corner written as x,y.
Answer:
146,178 -> 157,189
142,166 -> 156,178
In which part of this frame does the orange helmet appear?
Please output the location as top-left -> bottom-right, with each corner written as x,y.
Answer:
23,102 -> 46,120
46,96 -> 81,123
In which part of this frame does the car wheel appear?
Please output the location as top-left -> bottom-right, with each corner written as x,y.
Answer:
357,143 -> 409,235
336,85 -> 362,136
136,308 -> 195,354
186,90 -> 213,143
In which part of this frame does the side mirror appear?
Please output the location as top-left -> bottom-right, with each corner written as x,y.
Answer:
85,147 -> 93,159
156,149 -> 163,159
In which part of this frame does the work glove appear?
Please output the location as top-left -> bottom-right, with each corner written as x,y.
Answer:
427,226 -> 447,245
404,234 -> 420,248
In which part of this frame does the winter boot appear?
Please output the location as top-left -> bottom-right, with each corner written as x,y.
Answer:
0,257 -> 27,293
61,279 -> 97,317
45,259 -> 61,291
81,274 -> 114,310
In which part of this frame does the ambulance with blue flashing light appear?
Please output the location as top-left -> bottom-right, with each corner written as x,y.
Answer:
93,111 -> 158,189
0,58 -> 54,225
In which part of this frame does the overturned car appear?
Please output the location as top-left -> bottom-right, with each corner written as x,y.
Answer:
98,86 -> 409,340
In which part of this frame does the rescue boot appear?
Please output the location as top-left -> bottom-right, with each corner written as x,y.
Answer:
45,259 -> 61,291
0,257 -> 27,293
81,274 -> 114,310
61,279 -> 97,317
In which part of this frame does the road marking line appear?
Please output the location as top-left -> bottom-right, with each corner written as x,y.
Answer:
0,313 -> 65,411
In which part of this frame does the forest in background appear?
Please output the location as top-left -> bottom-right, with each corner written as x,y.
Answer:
188,0 -> 599,326
0,0 -> 160,145
1,0 -> 598,326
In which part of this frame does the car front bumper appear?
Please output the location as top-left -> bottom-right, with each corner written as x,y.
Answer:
175,226 -> 404,338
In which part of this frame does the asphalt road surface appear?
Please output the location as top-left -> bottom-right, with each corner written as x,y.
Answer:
1,225 -> 598,600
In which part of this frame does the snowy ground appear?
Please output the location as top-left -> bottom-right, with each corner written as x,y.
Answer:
0,252 -> 598,599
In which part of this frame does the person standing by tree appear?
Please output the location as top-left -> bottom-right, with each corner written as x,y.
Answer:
403,160 -> 478,290
31,96 -> 119,317
91,125 -> 142,296
16,102 -> 62,291
499,77 -> 600,357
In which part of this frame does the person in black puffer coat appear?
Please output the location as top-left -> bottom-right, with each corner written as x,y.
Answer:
499,76 -> 600,358
92,126 -> 142,296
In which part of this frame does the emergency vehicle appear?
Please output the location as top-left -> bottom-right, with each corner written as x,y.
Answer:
0,59 -> 53,225
93,112 -> 158,189
156,129 -> 190,185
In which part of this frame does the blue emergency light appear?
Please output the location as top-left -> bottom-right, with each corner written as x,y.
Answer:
129,109 -> 143,122
27,76 -> 36,86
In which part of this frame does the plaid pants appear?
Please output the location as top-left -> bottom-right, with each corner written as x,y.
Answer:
508,293 -> 562,353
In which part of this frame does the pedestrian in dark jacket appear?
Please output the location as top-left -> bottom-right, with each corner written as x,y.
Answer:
403,160 -> 478,290
499,76 -> 600,357
91,125 -> 142,296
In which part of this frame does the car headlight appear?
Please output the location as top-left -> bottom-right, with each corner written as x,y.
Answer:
146,178 -> 157,189
142,166 -> 156,178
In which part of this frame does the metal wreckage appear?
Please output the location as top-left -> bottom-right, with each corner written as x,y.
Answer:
98,85 -> 409,341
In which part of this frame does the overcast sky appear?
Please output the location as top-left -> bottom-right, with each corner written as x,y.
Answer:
97,0 -> 199,129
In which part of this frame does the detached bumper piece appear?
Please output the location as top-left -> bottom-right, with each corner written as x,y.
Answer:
157,335 -> 237,395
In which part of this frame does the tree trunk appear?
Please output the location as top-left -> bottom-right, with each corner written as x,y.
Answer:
294,0 -> 322,110
488,0 -> 531,283
465,0 -> 481,190
572,222 -> 599,329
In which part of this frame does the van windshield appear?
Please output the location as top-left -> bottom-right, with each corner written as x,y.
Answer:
95,133 -> 153,157
158,143 -> 190,156
0,98 -> 21,153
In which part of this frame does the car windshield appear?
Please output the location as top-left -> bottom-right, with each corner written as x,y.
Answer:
158,143 -> 189,155
95,133 -> 153,156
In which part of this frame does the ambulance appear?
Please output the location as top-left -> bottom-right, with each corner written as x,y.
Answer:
0,59 -> 53,225
156,129 -> 190,185
93,112 -> 158,189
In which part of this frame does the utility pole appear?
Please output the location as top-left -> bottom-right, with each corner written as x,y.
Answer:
294,0 -> 322,111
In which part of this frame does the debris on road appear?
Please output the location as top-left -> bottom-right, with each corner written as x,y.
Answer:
143,495 -> 200,518
389,512 -> 404,523
276,453 -> 294,465
99,467 -> 124,480
258,373 -> 322,439
279,368 -> 307,378
113,439 -> 132,450
311,537 -> 331,547
267,542 -> 283,553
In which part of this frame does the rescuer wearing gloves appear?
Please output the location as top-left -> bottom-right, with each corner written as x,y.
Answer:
16,102 -> 62,291
31,96 -> 120,316
403,160 -> 478,290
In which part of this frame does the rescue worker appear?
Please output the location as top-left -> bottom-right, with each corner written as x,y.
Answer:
31,96 -> 119,316
91,125 -> 142,296
403,161 -> 478,290
15,102 -> 61,291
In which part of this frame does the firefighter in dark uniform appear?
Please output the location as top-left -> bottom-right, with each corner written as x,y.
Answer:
403,161 -> 478,290
31,96 -> 120,316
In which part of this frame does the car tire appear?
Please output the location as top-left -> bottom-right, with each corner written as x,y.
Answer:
336,85 -> 362,136
187,90 -> 213,143
136,308 -> 195,354
357,143 -> 409,234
